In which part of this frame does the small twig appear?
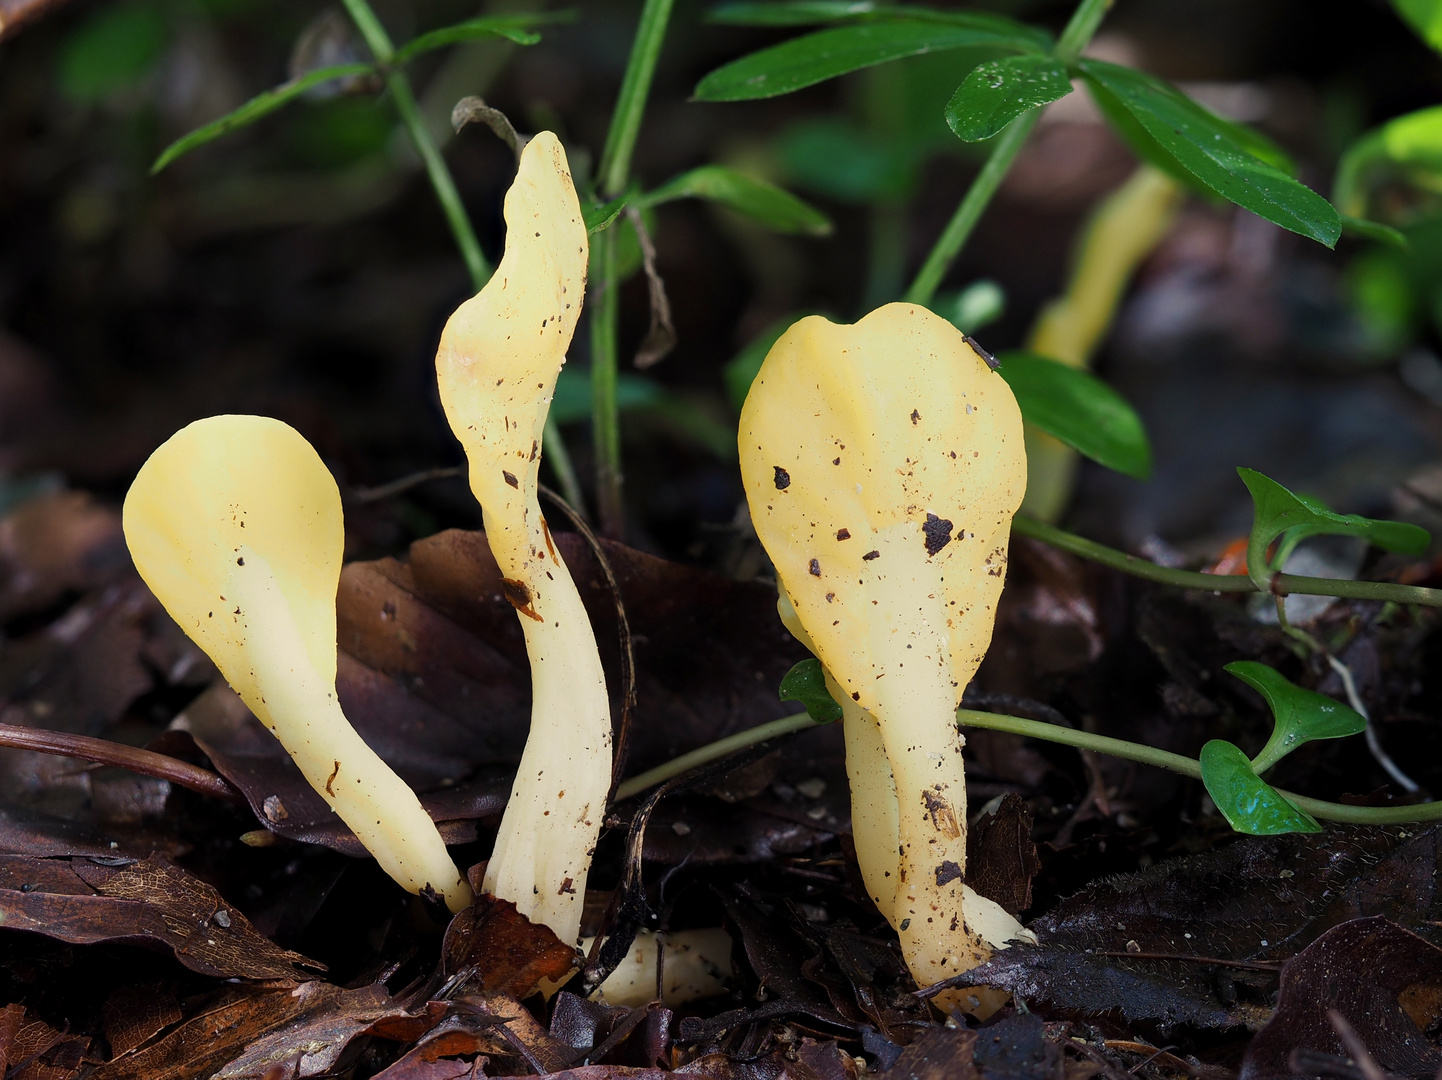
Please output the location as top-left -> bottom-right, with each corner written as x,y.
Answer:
0,722 -> 245,804
537,484 -> 637,804
625,206 -> 676,369
1328,1010 -> 1392,1080
1094,950 -> 1282,973
350,465 -> 464,504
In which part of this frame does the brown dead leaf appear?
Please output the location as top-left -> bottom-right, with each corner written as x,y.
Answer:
0,491 -> 128,623
879,1027 -> 979,1080
0,853 -> 319,980
102,983 -> 183,1058
90,986 -> 317,1080
966,794 -> 1040,916
0,1001 -> 90,1080
1242,917 -> 1442,1080
442,893 -> 578,999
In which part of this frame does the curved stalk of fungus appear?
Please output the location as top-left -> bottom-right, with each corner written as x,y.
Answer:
123,415 -> 472,912
582,928 -> 734,1008
435,132 -> 607,947
740,304 -> 1033,1011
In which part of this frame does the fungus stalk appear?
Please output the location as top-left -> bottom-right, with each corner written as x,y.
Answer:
124,415 -> 472,912
741,304 -> 1033,1007
435,132 -> 608,947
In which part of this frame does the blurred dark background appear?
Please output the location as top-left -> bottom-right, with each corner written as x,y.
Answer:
3,0 -> 1442,566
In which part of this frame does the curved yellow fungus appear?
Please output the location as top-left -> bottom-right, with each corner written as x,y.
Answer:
435,132 -> 607,947
123,415 -> 472,912
740,303 -> 1032,1007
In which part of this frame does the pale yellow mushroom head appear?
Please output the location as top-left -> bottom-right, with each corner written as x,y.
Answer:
123,415 -> 472,912
434,132 -> 608,948
739,302 -> 1028,1001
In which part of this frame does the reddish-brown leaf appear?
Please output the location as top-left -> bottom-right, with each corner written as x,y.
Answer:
442,894 -> 578,1000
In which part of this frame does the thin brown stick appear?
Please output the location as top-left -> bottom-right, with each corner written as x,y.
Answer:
349,466 -> 465,504
537,484 -> 638,803
1094,950 -> 1281,972
0,722 -> 245,804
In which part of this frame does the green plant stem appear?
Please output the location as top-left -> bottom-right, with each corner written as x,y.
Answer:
613,712 -> 816,801
615,706 -> 1442,826
598,0 -> 676,198
903,0 -> 1113,306
589,0 -> 678,539
1012,514 -> 1442,607
591,229 -> 624,537
341,0 -> 490,290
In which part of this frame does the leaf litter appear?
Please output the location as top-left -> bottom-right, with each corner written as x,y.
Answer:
5,495 -> 1442,1077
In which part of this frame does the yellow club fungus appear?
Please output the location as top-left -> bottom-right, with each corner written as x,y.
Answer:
740,303 -> 1033,1008
123,414 -> 472,912
435,131 -> 608,948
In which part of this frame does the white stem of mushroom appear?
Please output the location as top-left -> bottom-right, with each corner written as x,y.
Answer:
480,515 -> 610,947
227,547 -> 472,912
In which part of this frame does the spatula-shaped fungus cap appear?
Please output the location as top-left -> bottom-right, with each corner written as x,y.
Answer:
740,303 -> 1029,1001
124,415 -> 472,912
435,132 -> 607,948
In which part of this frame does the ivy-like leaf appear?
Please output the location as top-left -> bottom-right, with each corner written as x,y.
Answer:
151,63 -> 376,174
1225,661 -> 1366,774
1078,59 -> 1341,248
1237,467 -> 1430,591
995,351 -> 1152,479
1199,740 -> 1322,835
779,658 -> 843,722
640,166 -> 832,235
391,15 -> 556,64
945,54 -> 1072,142
694,19 -> 1044,102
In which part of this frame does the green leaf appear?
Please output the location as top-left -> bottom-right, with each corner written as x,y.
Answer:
1225,661 -> 1366,774
723,315 -> 803,411
1335,106 -> 1442,218
777,119 -> 914,202
150,64 -> 376,174
58,1 -> 168,102
995,351 -> 1152,479
694,20 -> 1044,102
779,658 -> 843,722
932,279 -> 1005,334
1393,0 -> 1442,52
1078,59 -> 1341,248
391,15 -> 553,65
551,368 -> 663,425
1199,740 -> 1322,835
1341,215 -> 1408,247
945,54 -> 1072,142
1237,467 -> 1431,590
708,1 -> 880,24
640,166 -> 832,235
584,193 -> 631,235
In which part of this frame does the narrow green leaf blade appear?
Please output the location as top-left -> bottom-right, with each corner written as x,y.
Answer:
1078,59 -> 1341,247
584,193 -> 630,235
1199,740 -> 1323,835
780,658 -> 843,722
1341,215 -> 1408,247
708,1 -> 880,25
995,351 -> 1152,479
151,63 -> 376,174
1238,467 -> 1431,587
1393,0 -> 1442,52
946,54 -> 1072,142
1225,661 -> 1366,774
695,21 -> 1042,102
723,315 -> 803,411
640,166 -> 832,235
392,15 -> 554,65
